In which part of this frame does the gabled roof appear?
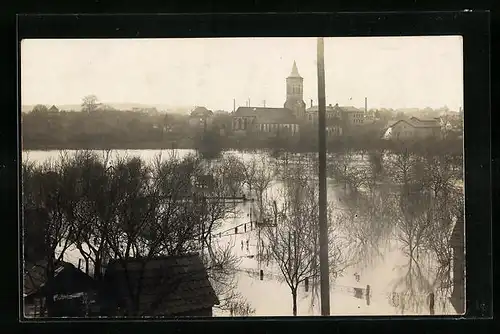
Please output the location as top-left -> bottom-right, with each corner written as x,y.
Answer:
233,107 -> 298,124
387,118 -> 440,130
24,260 -> 96,298
24,259 -> 61,297
48,105 -> 59,112
102,254 -> 219,316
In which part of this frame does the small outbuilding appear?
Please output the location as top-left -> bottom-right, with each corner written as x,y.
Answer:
100,254 -> 220,317
24,259 -> 97,317
48,105 -> 59,113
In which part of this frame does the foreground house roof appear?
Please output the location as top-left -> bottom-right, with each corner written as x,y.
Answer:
24,259 -> 62,297
101,253 -> 219,316
24,260 -> 96,298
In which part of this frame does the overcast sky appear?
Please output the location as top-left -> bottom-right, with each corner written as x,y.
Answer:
21,36 -> 463,111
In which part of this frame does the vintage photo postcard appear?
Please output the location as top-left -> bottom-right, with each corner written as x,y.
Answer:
20,36 -> 464,318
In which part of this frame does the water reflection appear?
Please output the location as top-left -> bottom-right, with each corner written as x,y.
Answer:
23,148 -> 463,315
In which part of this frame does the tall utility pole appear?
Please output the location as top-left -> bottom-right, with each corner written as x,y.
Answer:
317,37 -> 330,316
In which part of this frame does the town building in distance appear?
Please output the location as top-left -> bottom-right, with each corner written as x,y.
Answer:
230,62 -> 380,139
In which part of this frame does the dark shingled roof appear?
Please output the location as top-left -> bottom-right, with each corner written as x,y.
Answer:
24,260 -> 96,298
24,259 -> 60,297
102,254 -> 219,316
233,107 -> 298,124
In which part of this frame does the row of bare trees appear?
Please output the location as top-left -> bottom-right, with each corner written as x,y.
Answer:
23,150 -> 256,317
23,142 -> 463,316
326,143 -> 464,314
202,146 -> 463,315
242,159 -> 352,316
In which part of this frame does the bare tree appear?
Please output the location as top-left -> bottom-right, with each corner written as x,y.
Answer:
109,153 -> 248,316
22,158 -> 82,316
23,151 -> 253,317
262,165 -> 350,316
263,189 -> 317,315
251,156 -> 275,220
216,154 -> 246,199
390,255 -> 433,315
328,148 -> 362,192
420,176 -> 464,311
31,104 -> 49,114
329,149 -> 396,270
204,239 -> 255,316
387,193 -> 435,314
63,150 -> 117,281
383,145 -> 460,314
82,95 -> 99,113
387,146 -> 416,191
242,156 -> 258,195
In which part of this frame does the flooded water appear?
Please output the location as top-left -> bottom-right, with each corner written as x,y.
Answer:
26,149 -> 457,316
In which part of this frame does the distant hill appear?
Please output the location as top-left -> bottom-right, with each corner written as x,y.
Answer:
21,103 -> 194,114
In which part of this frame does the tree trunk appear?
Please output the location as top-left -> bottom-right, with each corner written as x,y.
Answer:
94,256 -> 102,281
45,255 -> 56,317
292,288 -> 298,316
45,293 -> 55,317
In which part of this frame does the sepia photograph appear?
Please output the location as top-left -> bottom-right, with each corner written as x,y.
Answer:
20,36 -> 465,318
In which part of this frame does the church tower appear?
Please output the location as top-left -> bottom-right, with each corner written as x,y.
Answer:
284,61 -> 306,120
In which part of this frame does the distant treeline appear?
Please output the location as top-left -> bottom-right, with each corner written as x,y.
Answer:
21,110 -> 463,156
22,110 -> 193,149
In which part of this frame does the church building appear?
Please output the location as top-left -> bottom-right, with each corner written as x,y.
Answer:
232,61 -> 306,137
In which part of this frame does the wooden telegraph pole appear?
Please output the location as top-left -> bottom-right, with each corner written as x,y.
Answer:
317,37 -> 330,315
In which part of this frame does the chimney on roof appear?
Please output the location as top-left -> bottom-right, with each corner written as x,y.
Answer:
311,99 -> 313,108
233,99 -> 236,112
263,100 -> 266,107
365,97 -> 368,113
